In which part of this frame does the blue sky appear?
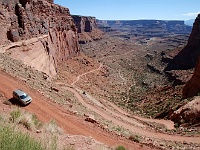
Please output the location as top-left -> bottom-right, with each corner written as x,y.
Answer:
54,0 -> 200,21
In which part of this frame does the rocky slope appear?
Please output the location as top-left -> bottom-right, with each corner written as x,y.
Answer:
72,15 -> 103,44
0,0 -> 80,77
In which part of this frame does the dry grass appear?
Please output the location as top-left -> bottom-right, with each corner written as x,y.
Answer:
45,119 -> 63,134
3,100 -> 12,106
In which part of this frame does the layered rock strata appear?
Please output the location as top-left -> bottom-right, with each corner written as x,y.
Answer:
0,0 -> 79,76
72,15 -> 103,44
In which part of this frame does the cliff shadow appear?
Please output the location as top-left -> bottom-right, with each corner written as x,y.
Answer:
164,45 -> 200,71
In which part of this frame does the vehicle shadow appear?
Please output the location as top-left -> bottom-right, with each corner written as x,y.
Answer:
8,98 -> 29,107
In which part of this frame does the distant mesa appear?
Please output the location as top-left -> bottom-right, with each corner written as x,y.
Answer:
96,19 -> 192,37
184,19 -> 195,26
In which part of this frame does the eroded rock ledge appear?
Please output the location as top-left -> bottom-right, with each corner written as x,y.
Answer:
72,15 -> 103,44
0,0 -> 80,77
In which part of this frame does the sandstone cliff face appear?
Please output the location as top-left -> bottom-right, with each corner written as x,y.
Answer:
182,14 -> 200,98
183,57 -> 200,98
169,14 -> 200,126
0,0 -> 79,77
72,15 -> 103,44
165,14 -> 200,71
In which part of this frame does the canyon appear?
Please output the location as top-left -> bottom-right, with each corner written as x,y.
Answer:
0,0 -> 200,150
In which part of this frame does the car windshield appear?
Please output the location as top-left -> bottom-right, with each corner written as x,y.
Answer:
20,94 -> 28,99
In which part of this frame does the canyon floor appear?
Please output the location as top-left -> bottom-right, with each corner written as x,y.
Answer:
0,33 -> 200,150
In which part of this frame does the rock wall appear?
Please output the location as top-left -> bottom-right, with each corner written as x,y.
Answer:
165,14 -> 200,71
72,15 -> 103,44
182,14 -> 200,98
73,15 -> 97,33
183,57 -> 200,98
0,0 -> 79,77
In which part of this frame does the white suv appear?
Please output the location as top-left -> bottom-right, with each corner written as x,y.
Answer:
13,89 -> 32,105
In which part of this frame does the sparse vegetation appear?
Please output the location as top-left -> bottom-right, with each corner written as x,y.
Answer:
45,119 -> 63,134
0,108 -> 65,150
10,107 -> 21,122
115,145 -> 127,150
0,124 -> 44,150
129,134 -> 141,143
9,107 -> 42,130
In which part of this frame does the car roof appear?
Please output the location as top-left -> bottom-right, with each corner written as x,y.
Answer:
14,89 -> 27,96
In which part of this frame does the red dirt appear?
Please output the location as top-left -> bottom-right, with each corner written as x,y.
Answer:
0,69 -> 153,150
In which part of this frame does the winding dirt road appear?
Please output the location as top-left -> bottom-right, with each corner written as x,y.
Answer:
0,70 -> 152,150
1,60 -> 200,150
71,63 -> 103,85
61,64 -> 200,144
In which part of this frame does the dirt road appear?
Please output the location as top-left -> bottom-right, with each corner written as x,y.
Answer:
61,85 -> 200,144
0,70 -> 152,150
60,64 -> 200,144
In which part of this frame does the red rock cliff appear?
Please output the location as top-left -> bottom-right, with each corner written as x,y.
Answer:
165,14 -> 200,71
0,0 -> 79,76
183,14 -> 200,98
72,15 -> 103,44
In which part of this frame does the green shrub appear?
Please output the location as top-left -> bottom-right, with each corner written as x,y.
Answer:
0,125 -> 44,150
116,145 -> 127,150
174,123 -> 179,128
129,134 -> 141,143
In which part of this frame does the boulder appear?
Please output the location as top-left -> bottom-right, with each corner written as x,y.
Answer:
170,97 -> 200,125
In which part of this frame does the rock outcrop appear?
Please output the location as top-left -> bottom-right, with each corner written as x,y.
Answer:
72,15 -> 103,44
181,14 -> 200,98
165,14 -> 200,71
170,97 -> 200,126
183,57 -> 200,98
168,14 -> 200,126
0,0 -> 79,77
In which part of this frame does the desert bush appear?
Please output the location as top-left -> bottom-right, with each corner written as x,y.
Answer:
116,145 -> 127,150
45,119 -> 63,134
19,114 -> 34,130
32,114 -> 43,129
9,107 -> 43,130
10,108 -> 21,122
129,134 -> 141,143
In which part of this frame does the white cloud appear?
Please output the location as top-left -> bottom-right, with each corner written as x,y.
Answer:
183,12 -> 200,17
